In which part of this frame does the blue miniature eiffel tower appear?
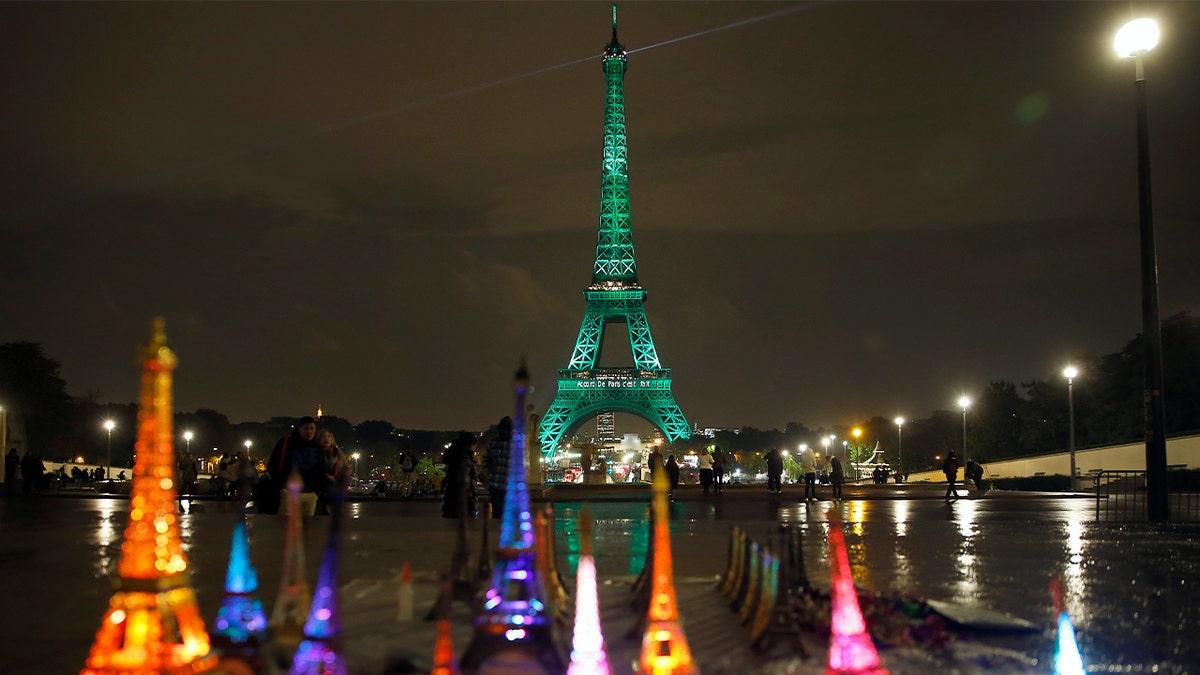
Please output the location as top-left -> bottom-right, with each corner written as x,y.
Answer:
290,491 -> 347,675
459,363 -> 566,673
212,477 -> 270,671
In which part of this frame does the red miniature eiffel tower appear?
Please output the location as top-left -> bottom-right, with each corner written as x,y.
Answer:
82,319 -> 219,674
825,509 -> 888,675
637,469 -> 695,675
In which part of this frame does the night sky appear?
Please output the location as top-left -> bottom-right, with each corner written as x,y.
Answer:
3,2 -> 1199,435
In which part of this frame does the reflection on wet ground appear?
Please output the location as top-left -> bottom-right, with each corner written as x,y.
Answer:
1,494 -> 1197,673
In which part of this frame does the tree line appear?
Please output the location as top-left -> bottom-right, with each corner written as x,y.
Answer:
2,312 -> 1198,474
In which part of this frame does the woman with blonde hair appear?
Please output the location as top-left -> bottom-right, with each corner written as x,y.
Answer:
315,428 -> 350,515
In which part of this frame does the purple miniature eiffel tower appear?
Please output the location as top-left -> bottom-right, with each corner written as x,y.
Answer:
289,491 -> 347,675
459,363 -> 566,673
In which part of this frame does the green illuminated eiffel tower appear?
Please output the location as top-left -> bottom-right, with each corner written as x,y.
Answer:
538,6 -> 690,457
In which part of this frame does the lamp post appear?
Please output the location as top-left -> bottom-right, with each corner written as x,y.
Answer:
183,431 -> 193,455
958,396 -> 970,466
1116,17 -> 1169,523
104,420 -> 115,479
895,417 -> 905,477
351,452 -> 361,479
1063,366 -> 1078,490
243,439 -> 252,458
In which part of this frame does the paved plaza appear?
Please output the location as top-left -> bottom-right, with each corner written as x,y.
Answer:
1,484 -> 1197,673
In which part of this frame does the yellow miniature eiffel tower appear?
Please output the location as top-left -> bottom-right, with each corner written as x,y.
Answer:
637,470 -> 696,675
82,319 -> 218,674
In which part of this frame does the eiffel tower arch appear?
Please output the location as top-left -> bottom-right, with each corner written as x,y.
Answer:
539,9 -> 690,457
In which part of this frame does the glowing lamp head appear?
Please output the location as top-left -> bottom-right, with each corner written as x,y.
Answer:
183,431 -> 193,441
1063,366 -> 1078,380
958,396 -> 971,411
1115,18 -> 1159,58
895,417 -> 905,427
104,420 -> 115,431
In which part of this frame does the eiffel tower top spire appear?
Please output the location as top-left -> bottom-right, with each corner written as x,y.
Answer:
594,3 -> 637,286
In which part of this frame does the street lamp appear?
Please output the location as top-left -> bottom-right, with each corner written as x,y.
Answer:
183,431 -> 193,455
895,417 -> 905,476
1116,17 -> 1169,523
1063,366 -> 1078,490
243,439 -> 252,456
351,452 -> 361,478
103,420 -> 115,479
957,396 -> 971,466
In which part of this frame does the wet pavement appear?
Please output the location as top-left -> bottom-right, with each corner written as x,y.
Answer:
1,484 -> 1197,673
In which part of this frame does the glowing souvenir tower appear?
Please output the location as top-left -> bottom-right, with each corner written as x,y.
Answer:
82,319 -> 218,674
212,504 -> 270,669
270,472 -> 311,657
637,470 -> 695,675
1050,577 -> 1085,675
568,509 -> 612,675
290,493 -> 347,675
825,511 -> 887,675
539,4 -> 690,457
459,364 -> 565,673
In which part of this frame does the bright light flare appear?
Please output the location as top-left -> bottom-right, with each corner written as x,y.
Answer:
1115,18 -> 1159,58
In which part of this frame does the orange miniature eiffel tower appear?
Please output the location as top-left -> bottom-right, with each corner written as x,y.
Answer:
637,469 -> 695,675
82,319 -> 219,674
430,578 -> 461,675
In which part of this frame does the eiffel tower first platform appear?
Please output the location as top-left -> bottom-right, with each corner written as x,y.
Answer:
538,7 -> 690,458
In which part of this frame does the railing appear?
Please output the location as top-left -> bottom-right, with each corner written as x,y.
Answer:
1094,468 -> 1200,522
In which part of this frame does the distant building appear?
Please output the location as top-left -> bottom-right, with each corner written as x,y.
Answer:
692,423 -> 739,438
596,411 -> 617,443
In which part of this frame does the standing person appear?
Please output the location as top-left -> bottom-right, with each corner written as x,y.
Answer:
4,448 -> 19,496
829,454 -> 844,501
697,448 -> 715,495
765,447 -> 783,495
647,447 -> 664,483
943,452 -> 961,501
442,432 -> 477,519
800,446 -> 818,502
264,416 -> 323,516
665,454 -> 681,501
399,450 -> 417,497
215,453 -> 232,499
964,459 -> 984,493
483,417 -> 512,519
712,446 -> 727,494
178,452 -> 199,510
314,429 -> 349,515
21,450 -> 41,495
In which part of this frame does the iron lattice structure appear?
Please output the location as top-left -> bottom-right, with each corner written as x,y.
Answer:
539,9 -> 690,456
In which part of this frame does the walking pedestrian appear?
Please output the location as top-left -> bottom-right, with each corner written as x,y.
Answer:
943,452 -> 961,501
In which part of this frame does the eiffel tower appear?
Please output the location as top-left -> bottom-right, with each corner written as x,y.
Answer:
539,5 -> 690,457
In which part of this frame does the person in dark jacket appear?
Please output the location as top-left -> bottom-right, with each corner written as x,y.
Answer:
264,416 -> 323,515
665,455 -> 681,500
765,447 -> 784,494
829,454 -> 845,501
442,432 -> 478,519
483,417 -> 512,519
943,452 -> 961,501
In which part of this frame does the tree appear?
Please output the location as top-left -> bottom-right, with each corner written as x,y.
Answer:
0,342 -> 74,455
